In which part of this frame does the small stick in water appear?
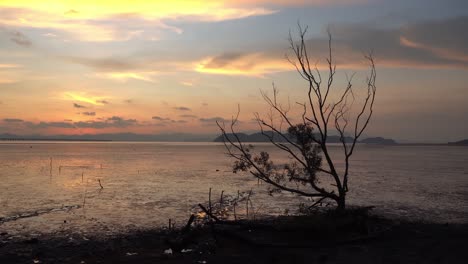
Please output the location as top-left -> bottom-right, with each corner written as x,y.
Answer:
83,180 -> 88,209
208,188 -> 212,215
98,179 -> 104,189
220,190 -> 224,205
49,157 -> 53,176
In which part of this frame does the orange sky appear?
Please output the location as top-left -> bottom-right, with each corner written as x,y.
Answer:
1,0 -> 467,142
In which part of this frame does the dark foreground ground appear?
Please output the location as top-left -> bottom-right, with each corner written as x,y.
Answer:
1,211 -> 467,264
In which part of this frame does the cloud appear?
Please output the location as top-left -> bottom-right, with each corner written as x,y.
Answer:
64,57 -> 136,72
152,116 -> 188,124
3,118 -> 24,122
307,16 -> 468,69
180,114 -> 197,118
74,116 -> 138,128
73,103 -> 86,108
65,9 -> 79,15
0,1 -> 279,42
0,63 -> 23,84
26,121 -> 75,129
8,30 -> 32,47
63,56 -> 162,82
152,116 -> 171,121
95,71 -> 159,83
180,81 -> 194,86
64,92 -> 109,106
124,99 -> 133,104
195,52 -> 289,77
194,16 -> 468,77
227,0 -> 368,7
174,106 -> 191,111
199,117 -> 229,123
1,116 -> 143,130
399,16 -> 468,63
0,64 -> 21,69
82,111 -> 96,116
322,20 -> 467,69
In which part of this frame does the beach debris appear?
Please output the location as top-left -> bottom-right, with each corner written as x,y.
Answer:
125,252 -> 138,256
163,248 -> 173,255
181,248 -> 193,253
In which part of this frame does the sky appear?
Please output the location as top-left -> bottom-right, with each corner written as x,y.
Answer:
0,0 -> 467,142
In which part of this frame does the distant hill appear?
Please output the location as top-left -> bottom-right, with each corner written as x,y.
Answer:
360,137 -> 397,145
1,132 -> 398,144
214,132 -> 371,144
448,139 -> 468,146
0,133 -> 216,142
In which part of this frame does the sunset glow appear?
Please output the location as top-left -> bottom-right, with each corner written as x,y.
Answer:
1,0 -> 467,142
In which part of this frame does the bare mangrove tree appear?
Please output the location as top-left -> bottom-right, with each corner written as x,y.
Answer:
217,25 -> 376,211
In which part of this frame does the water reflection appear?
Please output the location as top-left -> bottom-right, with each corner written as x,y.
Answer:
0,142 -> 467,237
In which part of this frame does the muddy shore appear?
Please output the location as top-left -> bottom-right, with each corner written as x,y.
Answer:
1,212 -> 467,264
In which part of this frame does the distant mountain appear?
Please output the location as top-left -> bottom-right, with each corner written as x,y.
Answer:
448,139 -> 468,146
214,132 -> 357,144
0,133 -> 216,142
213,133 -> 251,143
1,132 -> 398,144
360,137 -> 397,145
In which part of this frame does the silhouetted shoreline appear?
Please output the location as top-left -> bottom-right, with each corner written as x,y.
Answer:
1,213 -> 466,263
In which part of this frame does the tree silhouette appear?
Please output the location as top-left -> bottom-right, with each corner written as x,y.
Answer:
217,24 -> 376,211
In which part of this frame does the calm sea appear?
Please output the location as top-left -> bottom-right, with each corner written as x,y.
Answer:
0,142 -> 467,237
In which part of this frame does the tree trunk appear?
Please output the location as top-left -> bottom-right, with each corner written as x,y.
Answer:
337,193 -> 346,211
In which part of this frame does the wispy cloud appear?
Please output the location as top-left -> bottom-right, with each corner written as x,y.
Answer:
199,117 -> 229,123
3,118 -> 24,122
8,30 -> 32,47
399,16 -> 468,63
73,103 -> 86,108
0,64 -> 21,69
194,16 -> 468,77
174,106 -> 191,111
152,116 -> 171,121
195,52 -> 289,77
94,71 -> 159,83
152,115 -> 188,124
0,1 -> 280,42
180,114 -> 197,118
64,92 -> 110,106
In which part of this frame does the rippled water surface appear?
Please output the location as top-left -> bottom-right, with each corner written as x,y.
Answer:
0,142 -> 467,237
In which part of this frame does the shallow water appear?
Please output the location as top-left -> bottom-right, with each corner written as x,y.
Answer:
0,142 -> 467,237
